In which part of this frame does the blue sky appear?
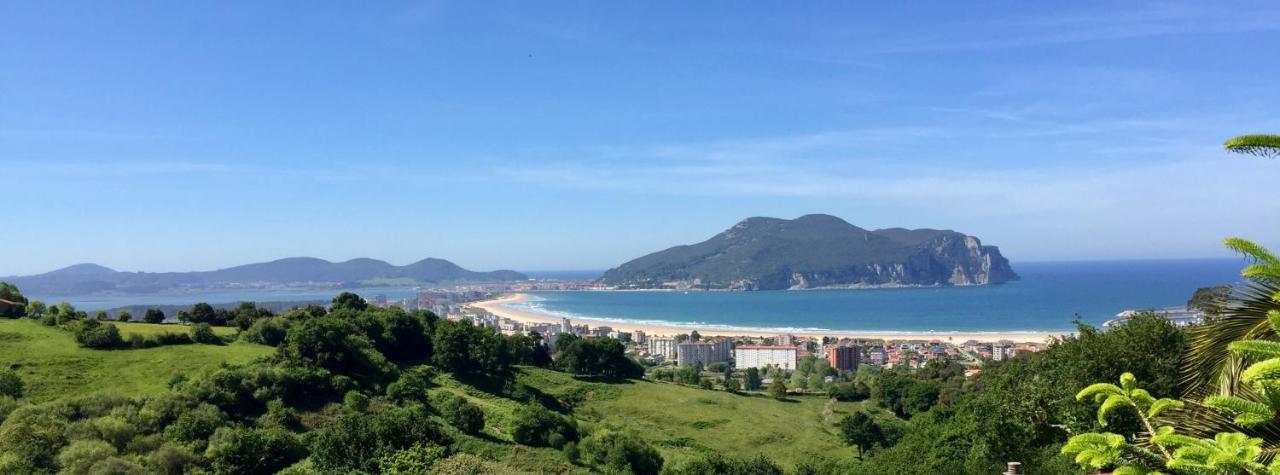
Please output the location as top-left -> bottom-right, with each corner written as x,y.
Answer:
3,1 -> 1279,275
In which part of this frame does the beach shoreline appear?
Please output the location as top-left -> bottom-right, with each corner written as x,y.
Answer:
467,293 -> 1067,344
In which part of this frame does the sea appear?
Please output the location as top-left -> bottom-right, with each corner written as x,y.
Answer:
500,259 -> 1247,334
41,258 -> 1245,334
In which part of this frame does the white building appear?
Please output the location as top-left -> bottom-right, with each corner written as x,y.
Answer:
647,337 -> 677,360
677,339 -> 731,367
734,345 -> 798,370
992,345 -> 1008,361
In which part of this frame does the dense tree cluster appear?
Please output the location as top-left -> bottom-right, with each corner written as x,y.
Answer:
554,334 -> 644,378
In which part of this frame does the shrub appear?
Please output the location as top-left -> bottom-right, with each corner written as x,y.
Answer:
258,398 -> 301,431
280,316 -> 391,380
146,444 -> 198,475
205,426 -> 307,474
56,439 -> 117,474
343,391 -> 370,412
510,404 -> 577,447
433,393 -> 484,434
579,428 -> 664,475
93,415 -> 137,451
427,453 -> 507,475
87,456 -> 145,474
163,403 -> 227,450
0,369 -> 22,399
115,310 -> 132,322
143,309 -> 165,324
72,320 -> 123,349
377,442 -> 448,474
190,323 -> 221,344
386,366 -> 436,403
242,317 -> 290,346
0,404 -> 70,472
554,335 -> 644,378
310,406 -> 451,473
431,320 -> 510,376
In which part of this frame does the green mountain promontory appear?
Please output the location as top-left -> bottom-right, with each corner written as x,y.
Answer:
601,214 -> 1019,290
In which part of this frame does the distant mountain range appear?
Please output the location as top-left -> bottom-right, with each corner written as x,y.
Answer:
5,258 -> 527,296
600,214 -> 1018,290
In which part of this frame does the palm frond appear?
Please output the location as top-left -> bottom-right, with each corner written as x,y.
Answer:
1224,134 -> 1280,159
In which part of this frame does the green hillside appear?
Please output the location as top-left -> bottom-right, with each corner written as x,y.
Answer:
0,319 -> 271,403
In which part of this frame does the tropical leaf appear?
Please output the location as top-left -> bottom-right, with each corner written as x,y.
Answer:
1224,134 -> 1280,159
1243,359 -> 1280,384
1099,394 -> 1131,426
1078,382 -> 1125,401
1147,398 -> 1185,419
1230,340 -> 1280,359
1062,432 -> 1127,469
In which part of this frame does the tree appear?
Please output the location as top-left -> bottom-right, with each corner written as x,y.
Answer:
189,302 -> 218,325
175,310 -> 190,324
386,366 -> 435,403
431,320 -> 510,377
231,302 -> 272,331
26,300 -> 45,318
115,309 -> 132,322
94,310 -> 109,321
190,323 -> 220,344
205,426 -> 306,474
143,308 -> 165,324
840,412 -> 884,459
331,292 -> 368,312
434,393 -> 485,434
510,404 -> 577,447
310,407 -> 450,474
72,320 -> 122,349
689,330 -> 701,342
768,379 -> 787,400
579,428 -> 664,475
745,367 -> 762,390
724,378 -> 741,393
281,315 -> 391,380
555,336 -> 643,378
0,282 -> 27,318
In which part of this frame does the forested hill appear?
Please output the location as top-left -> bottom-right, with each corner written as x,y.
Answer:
5,258 -> 527,295
601,214 -> 1018,290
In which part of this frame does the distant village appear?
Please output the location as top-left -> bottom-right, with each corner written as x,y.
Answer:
358,287 -> 1049,385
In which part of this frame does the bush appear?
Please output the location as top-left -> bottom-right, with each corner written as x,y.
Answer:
432,320 -> 511,376
163,403 -> 227,450
0,404 -> 70,472
56,439 -> 116,474
0,369 -> 22,399
343,391 -> 370,412
72,320 -> 123,349
510,404 -> 577,447
205,426 -> 307,474
386,366 -> 435,403
241,317 -> 290,346
258,398 -> 301,431
433,393 -> 484,434
143,309 -> 165,324
280,316 -> 391,380
190,323 -> 221,344
579,428 -> 664,475
310,406 -> 451,473
427,453 -> 507,475
377,442 -> 448,474
87,456 -> 145,474
93,415 -> 137,450
554,335 -> 644,378
146,444 -> 197,475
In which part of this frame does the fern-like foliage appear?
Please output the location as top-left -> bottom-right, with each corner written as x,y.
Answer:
1224,134 -> 1280,159
1152,432 -> 1279,474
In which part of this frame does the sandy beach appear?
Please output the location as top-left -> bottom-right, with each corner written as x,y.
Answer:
467,293 -> 1065,344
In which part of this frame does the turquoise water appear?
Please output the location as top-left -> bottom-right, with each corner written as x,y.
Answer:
503,259 -> 1246,333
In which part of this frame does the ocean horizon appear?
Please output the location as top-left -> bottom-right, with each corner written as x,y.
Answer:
37,258 -> 1246,333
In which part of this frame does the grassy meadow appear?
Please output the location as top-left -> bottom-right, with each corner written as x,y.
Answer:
1,317 -> 877,472
0,319 -> 271,403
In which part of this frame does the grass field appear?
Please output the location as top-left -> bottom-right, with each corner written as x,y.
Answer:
0,319 -> 272,403
1,318 -> 878,472
514,367 -> 878,470
114,321 -> 239,337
